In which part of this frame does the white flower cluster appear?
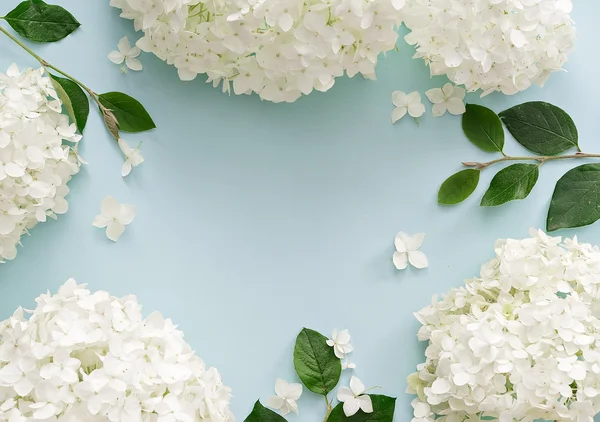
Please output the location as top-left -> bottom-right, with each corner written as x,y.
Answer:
109,0 -> 404,102
0,279 -> 234,422
403,0 -> 575,96
408,230 -> 600,422
0,64 -> 81,262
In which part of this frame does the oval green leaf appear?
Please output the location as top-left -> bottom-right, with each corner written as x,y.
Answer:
462,104 -> 504,153
98,92 -> 156,133
480,163 -> 539,207
244,401 -> 287,422
547,164 -> 600,232
438,169 -> 480,205
499,102 -> 578,156
327,395 -> 396,422
50,74 -> 89,133
5,0 -> 80,43
293,328 -> 341,396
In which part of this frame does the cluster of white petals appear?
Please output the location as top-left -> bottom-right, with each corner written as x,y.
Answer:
0,279 -> 234,422
408,230 -> 600,422
403,0 -> 576,96
0,64 -> 81,263
109,0 -> 404,102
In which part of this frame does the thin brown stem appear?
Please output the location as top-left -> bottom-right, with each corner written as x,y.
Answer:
462,152 -> 600,170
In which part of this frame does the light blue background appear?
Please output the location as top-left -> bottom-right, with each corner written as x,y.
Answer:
0,2 -> 598,421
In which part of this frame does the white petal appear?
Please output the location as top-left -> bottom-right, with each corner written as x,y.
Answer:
408,250 -> 428,269
391,106 -> 407,123
337,387 -> 354,402
349,376 -> 365,395
408,102 -> 425,118
441,83 -> 454,98
286,383 -> 302,400
403,233 -> 425,251
286,399 -> 299,415
119,204 -> 136,225
266,396 -> 284,410
126,57 -> 143,71
118,36 -> 132,54
452,86 -> 466,100
358,395 -> 373,413
394,232 -> 408,252
122,160 -> 132,177
279,13 -> 293,32
343,399 -> 361,417
431,102 -> 447,117
92,214 -> 111,228
406,91 -> 422,104
274,378 -> 288,397
101,196 -> 120,218
108,51 -> 125,64
446,98 -> 466,115
431,378 -> 451,395
128,46 -> 141,58
106,221 -> 125,242
510,29 -> 527,48
5,163 -> 24,178
425,88 -> 444,104
391,91 -> 407,107
393,251 -> 408,270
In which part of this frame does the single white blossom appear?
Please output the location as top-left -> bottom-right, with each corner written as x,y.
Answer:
266,378 -> 302,416
108,36 -> 143,72
92,196 -> 136,242
391,91 -> 425,123
0,279 -> 234,422
0,64 -> 81,262
342,360 -> 357,370
425,83 -> 466,117
118,138 -> 144,177
403,0 -> 575,96
326,329 -> 354,359
393,232 -> 428,270
337,376 -> 373,417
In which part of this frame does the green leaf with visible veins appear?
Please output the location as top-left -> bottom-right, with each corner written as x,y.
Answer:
293,328 -> 341,396
98,92 -> 156,133
547,164 -> 600,231
481,164 -> 539,207
438,169 -> 480,205
243,401 -> 287,422
462,104 -> 504,153
5,0 -> 80,43
499,102 -> 578,155
327,395 -> 396,422
49,74 -> 89,132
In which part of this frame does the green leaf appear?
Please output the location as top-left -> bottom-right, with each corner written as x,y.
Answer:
4,0 -> 80,43
438,169 -> 480,205
327,395 -> 396,422
499,102 -> 578,155
547,164 -> 600,232
480,164 -> 539,207
293,328 -> 341,396
243,401 -> 287,422
98,92 -> 156,133
462,104 -> 504,153
49,74 -> 89,132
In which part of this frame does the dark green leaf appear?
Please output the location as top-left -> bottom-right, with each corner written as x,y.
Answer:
49,74 -> 89,132
243,401 -> 287,422
98,92 -> 156,133
499,102 -> 578,155
438,169 -> 480,205
293,328 -> 341,396
481,164 -> 539,207
462,104 -> 504,153
4,0 -> 80,43
547,164 -> 600,231
327,395 -> 396,422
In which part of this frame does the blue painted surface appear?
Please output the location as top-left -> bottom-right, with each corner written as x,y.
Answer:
0,2 -> 598,421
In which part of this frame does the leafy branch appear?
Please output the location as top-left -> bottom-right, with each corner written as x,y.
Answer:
0,0 -> 155,143
439,102 -> 600,231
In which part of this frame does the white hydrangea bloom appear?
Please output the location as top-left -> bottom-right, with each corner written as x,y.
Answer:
109,0 -> 404,103
0,64 -> 81,262
408,229 -> 600,422
403,0 -> 576,96
0,279 -> 234,422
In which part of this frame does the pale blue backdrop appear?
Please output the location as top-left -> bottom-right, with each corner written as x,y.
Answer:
0,2 -> 598,421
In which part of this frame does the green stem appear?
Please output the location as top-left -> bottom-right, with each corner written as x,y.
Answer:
323,395 -> 332,422
462,152 -> 600,170
0,24 -> 101,106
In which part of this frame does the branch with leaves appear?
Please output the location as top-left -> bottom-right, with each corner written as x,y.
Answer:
244,328 -> 396,422
438,101 -> 600,232
0,0 -> 155,149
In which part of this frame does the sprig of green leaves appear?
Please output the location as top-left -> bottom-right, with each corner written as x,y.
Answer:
439,101 -> 600,231
0,0 -> 155,145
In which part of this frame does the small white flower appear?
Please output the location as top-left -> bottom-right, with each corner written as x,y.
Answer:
337,376 -> 373,417
342,360 -> 357,370
326,329 -> 354,359
118,138 -> 144,177
393,232 -> 428,270
266,378 -> 302,416
391,91 -> 425,123
92,196 -> 136,242
108,37 -> 142,72
425,83 -> 466,117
